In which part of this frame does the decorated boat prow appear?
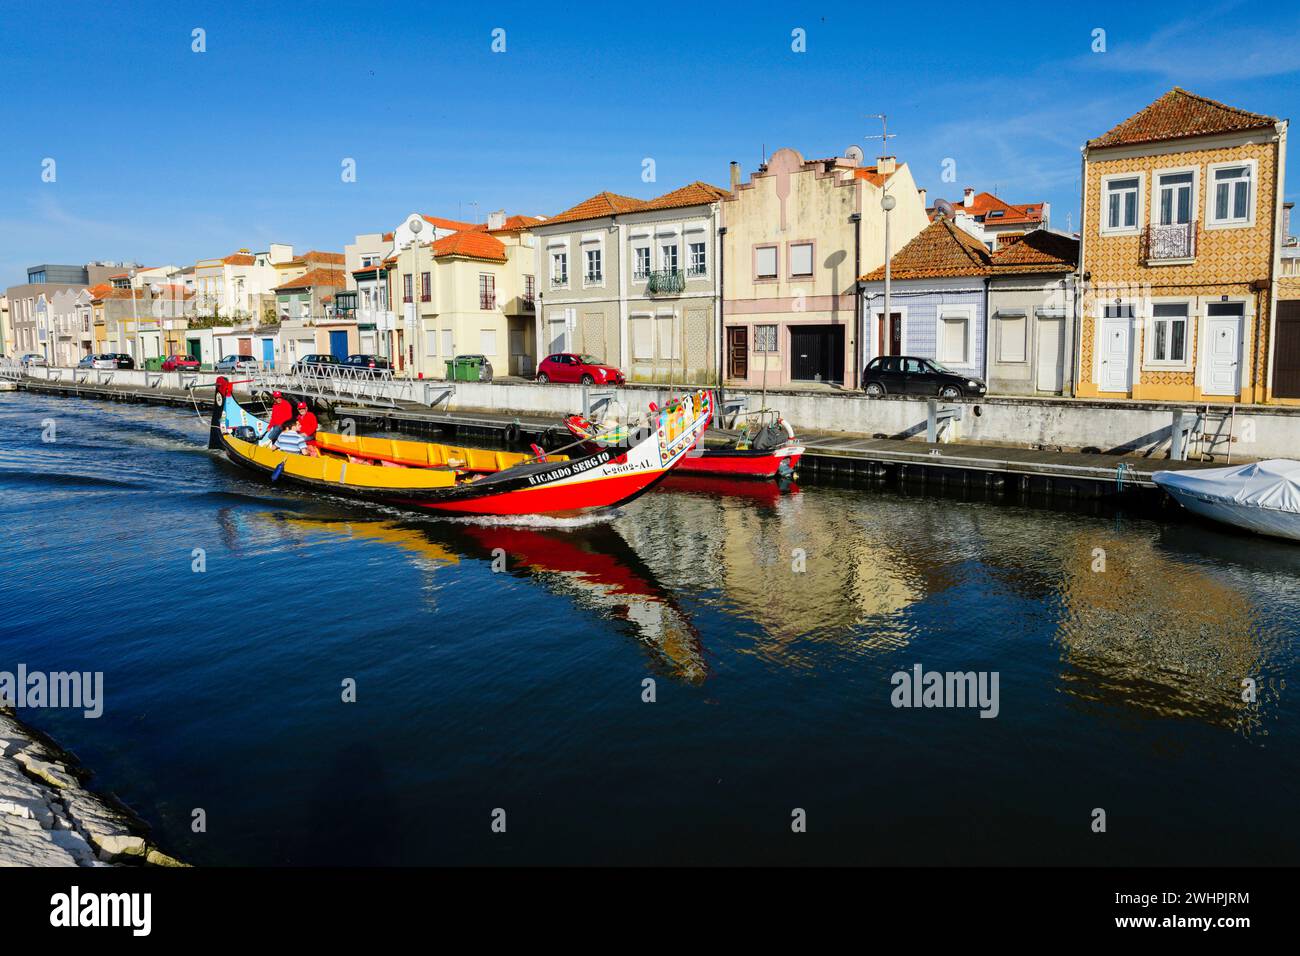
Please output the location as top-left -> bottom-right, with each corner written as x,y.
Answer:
208,378 -> 711,517
565,403 -> 803,481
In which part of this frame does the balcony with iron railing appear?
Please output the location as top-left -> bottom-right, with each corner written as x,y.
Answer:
647,269 -> 686,295
1142,220 -> 1198,264
551,274 -> 568,288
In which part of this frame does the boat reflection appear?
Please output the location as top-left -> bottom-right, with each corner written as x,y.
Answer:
252,511 -> 706,683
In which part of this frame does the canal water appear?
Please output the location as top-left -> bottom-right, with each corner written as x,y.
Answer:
1,391 -> 1298,866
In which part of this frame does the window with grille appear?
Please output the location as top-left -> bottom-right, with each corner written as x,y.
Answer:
479,274 -> 496,310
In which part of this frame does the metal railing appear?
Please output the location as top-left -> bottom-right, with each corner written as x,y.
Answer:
647,270 -> 685,294
250,362 -> 454,409
1143,220 -> 1197,262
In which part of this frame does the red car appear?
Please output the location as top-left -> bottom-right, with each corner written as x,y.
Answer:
161,354 -> 201,371
536,353 -> 625,385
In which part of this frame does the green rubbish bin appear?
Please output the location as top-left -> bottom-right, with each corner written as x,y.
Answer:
444,358 -> 457,380
445,355 -> 485,382
145,356 -> 167,371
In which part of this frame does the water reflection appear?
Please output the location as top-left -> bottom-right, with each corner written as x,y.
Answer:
255,511 -> 706,683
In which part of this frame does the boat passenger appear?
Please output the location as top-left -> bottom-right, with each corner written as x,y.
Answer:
274,421 -> 317,456
296,401 -> 318,438
267,391 -> 294,443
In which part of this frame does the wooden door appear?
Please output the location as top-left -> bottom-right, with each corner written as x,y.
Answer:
1273,300 -> 1300,398
727,326 -> 748,379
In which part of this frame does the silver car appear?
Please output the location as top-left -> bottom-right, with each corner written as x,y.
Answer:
215,354 -> 257,373
19,353 -> 47,368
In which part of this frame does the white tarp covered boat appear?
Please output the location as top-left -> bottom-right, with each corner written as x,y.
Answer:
1153,459 -> 1300,542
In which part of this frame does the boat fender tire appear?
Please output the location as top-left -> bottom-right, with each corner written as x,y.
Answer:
504,423 -> 522,445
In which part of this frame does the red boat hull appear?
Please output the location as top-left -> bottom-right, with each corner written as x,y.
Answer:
673,445 -> 804,480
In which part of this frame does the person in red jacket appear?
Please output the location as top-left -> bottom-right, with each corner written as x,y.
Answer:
267,391 -> 293,444
296,402 -> 318,439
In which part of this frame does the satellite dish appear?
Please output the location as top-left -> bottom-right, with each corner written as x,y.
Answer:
933,198 -> 957,220
844,145 -> 865,164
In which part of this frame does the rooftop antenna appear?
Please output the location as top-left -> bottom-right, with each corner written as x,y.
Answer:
865,113 -> 896,158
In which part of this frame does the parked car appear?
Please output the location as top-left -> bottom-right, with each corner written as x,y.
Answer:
344,354 -> 393,376
215,354 -> 257,373
110,353 -> 135,369
292,354 -> 342,375
536,353 -> 625,385
863,355 -> 987,399
77,354 -> 98,369
161,354 -> 201,372
19,353 -> 47,368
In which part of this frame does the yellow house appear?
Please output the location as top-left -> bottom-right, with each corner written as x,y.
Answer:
388,214 -> 541,379
1078,88 -> 1290,404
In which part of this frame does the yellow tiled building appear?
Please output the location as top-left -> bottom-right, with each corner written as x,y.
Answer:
1078,88 -> 1291,404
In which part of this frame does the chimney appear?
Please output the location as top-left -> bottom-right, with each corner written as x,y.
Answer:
488,209 -> 506,230
963,187 -> 975,208
730,161 -> 740,190
917,187 -> 927,208
877,156 -> 896,175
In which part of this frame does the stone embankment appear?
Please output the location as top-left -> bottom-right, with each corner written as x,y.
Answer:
0,708 -> 183,867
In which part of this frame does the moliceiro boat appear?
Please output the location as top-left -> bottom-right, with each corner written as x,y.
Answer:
207,378 -> 712,517
1153,459 -> 1300,542
564,405 -> 804,481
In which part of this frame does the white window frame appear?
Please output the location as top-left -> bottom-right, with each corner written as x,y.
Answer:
788,242 -> 814,279
1143,299 -> 1194,371
584,247 -> 603,287
936,305 -> 976,367
660,241 -> 679,274
1150,165 -> 1198,227
550,249 -> 569,288
1099,172 -> 1143,236
632,246 -> 651,280
687,241 -> 708,278
1205,159 -> 1257,230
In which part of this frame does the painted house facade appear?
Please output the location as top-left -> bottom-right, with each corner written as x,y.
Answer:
532,183 -> 728,385
383,212 -> 539,379
859,219 -> 991,385
987,231 -> 1080,396
1077,88 -> 1290,404
722,148 -> 930,389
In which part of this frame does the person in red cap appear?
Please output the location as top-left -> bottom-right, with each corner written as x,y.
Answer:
296,401 -> 318,440
267,391 -> 294,444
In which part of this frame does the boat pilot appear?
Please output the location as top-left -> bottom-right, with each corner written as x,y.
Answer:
296,401 -> 318,439
267,391 -> 294,443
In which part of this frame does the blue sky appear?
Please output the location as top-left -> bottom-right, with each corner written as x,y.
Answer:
1,0 -> 1297,283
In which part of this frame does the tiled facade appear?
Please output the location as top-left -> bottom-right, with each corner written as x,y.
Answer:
1078,91 -> 1289,404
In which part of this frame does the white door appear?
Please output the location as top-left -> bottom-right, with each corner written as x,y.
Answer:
1099,317 -> 1131,393
1036,317 -> 1065,392
1203,309 -> 1242,396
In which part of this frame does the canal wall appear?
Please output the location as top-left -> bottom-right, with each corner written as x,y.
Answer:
440,381 -> 1300,462
14,366 -> 1300,461
0,708 -> 183,866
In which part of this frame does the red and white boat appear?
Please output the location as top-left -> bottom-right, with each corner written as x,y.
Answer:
208,378 -> 712,517
564,405 -> 803,481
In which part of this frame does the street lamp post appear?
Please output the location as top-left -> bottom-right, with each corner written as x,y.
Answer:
882,193 -> 896,357
128,269 -> 139,360
408,218 -> 424,378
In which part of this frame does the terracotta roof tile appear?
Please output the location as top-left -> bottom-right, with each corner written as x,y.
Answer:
301,250 -> 345,264
487,214 -> 545,232
934,191 -> 1044,225
1088,87 -> 1277,149
222,253 -> 256,265
544,191 -> 648,226
422,215 -> 480,232
990,230 -> 1079,272
431,231 -> 507,262
861,219 -> 993,281
273,268 -> 347,291
637,181 -> 730,211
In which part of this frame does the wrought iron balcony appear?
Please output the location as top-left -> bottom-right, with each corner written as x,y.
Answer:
647,269 -> 685,294
1143,220 -> 1197,263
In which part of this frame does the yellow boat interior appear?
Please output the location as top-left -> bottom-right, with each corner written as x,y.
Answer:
222,430 -> 569,491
